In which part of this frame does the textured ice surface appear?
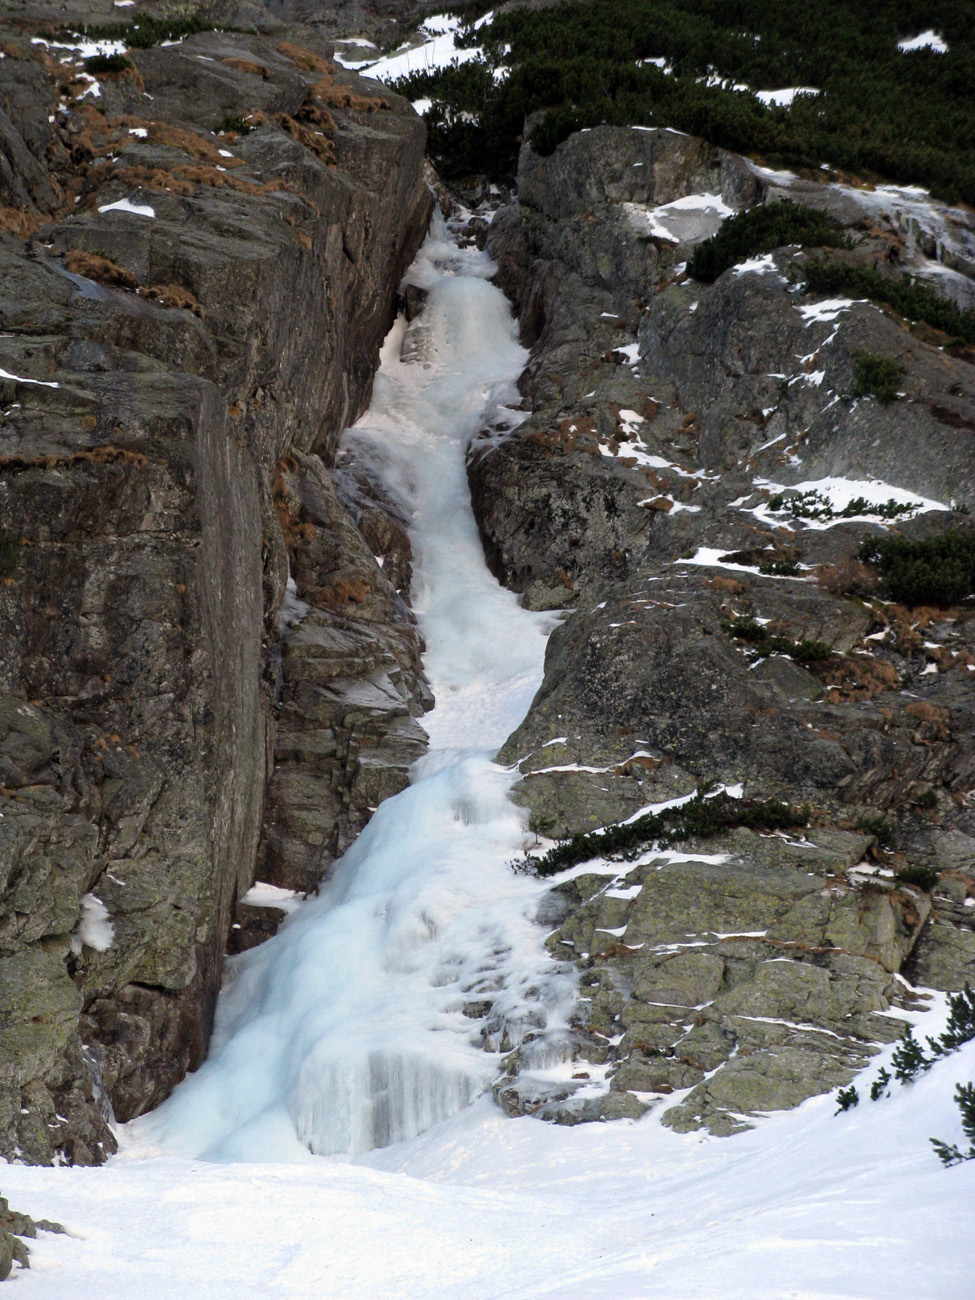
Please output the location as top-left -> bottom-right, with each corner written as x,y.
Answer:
135,215 -> 568,1162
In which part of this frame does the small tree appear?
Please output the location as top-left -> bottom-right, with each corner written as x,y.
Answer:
931,1083 -> 975,1166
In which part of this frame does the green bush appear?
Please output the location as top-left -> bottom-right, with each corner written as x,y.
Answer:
804,261 -> 975,346
829,985 -> 975,1162
895,864 -> 939,891
83,52 -> 133,74
891,1028 -> 932,1083
932,1083 -> 975,1166
851,351 -> 905,404
869,1067 -> 891,1101
513,787 -> 808,877
929,984 -> 975,1057
80,14 -> 245,50
835,1084 -> 859,1113
855,813 -> 896,849
769,490 -> 917,522
215,113 -> 252,136
723,616 -> 832,663
859,529 -> 975,607
687,202 -> 848,283
913,788 -> 938,809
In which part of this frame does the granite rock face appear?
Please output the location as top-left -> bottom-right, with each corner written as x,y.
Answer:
476,126 -> 975,1133
0,9 -> 432,1162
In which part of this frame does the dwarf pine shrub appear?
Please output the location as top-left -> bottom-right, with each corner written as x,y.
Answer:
859,530 -> 975,607
851,352 -> 905,404
0,531 -> 19,578
513,787 -> 808,877
931,1083 -> 975,1166
390,0 -> 975,205
895,864 -> 939,891
723,617 -> 832,664
687,202 -> 849,283
835,1085 -> 859,1113
804,261 -> 975,345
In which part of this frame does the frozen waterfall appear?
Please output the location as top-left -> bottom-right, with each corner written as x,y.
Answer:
139,213 -> 571,1161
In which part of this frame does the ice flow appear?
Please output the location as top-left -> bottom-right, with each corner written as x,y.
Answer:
139,214 -> 568,1162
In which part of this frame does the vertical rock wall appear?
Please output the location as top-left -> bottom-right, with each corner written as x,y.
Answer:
0,23 -> 432,1162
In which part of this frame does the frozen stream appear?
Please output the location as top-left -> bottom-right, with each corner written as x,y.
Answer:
138,214 -> 567,1162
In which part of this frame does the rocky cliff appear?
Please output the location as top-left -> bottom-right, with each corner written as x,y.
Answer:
0,8 -> 431,1164
3,0 -> 975,1176
472,126 -> 975,1132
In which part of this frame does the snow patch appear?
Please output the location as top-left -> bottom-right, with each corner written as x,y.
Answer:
732,253 -> 781,277
897,30 -> 948,53
756,86 -> 820,107
240,883 -> 304,914
0,366 -> 59,388
70,894 -> 114,954
639,192 -> 735,244
98,197 -> 156,218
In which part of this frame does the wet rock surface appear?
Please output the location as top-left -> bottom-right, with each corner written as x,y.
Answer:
477,126 -> 975,1133
0,2 -> 432,1163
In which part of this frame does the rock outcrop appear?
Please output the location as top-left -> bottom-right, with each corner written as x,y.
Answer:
0,11 -> 432,1163
474,125 -> 975,1132
0,1192 -> 63,1279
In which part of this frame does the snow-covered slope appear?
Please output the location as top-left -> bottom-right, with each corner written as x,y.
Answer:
4,1029 -> 974,1296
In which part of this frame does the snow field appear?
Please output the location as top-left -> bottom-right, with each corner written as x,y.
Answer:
5,1032 -> 974,1297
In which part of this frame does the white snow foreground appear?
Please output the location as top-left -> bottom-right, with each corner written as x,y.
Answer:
4,216 -> 974,1296
5,1037 -> 975,1297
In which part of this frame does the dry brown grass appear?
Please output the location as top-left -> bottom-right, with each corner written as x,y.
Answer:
7,41 -> 57,70
273,456 -> 306,550
64,249 -> 138,290
67,63 -> 144,96
176,163 -> 276,195
819,652 -> 901,703
0,446 -> 149,472
0,207 -> 42,238
817,556 -> 876,598
905,700 -> 950,741
274,112 -> 334,164
222,56 -> 272,79
706,574 -> 746,595
116,118 -> 243,167
85,161 -> 195,198
316,579 -> 370,607
311,76 -> 386,113
68,446 -> 148,468
145,282 -> 205,320
527,415 -> 599,456
61,249 -> 204,320
614,754 -> 664,777
276,41 -> 331,74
